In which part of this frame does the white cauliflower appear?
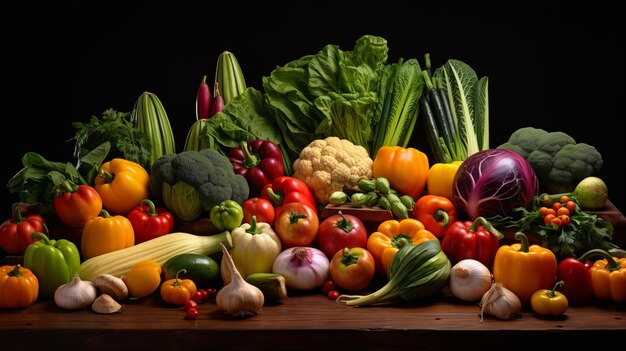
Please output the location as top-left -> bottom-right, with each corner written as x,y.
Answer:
292,136 -> 373,205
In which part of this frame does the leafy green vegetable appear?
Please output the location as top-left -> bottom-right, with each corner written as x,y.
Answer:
434,59 -> 489,160
72,108 -> 152,170
371,58 -> 424,156
6,142 -> 110,216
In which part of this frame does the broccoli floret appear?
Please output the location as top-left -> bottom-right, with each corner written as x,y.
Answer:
149,149 -> 249,221
497,127 -> 602,193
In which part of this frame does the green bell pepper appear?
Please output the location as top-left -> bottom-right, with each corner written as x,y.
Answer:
23,232 -> 81,299
209,200 -> 244,231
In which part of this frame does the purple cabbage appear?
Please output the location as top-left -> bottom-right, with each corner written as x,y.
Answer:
453,149 -> 538,219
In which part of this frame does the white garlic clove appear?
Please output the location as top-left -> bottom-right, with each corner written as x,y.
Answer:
91,294 -> 122,314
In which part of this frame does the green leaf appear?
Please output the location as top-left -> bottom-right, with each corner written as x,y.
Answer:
474,76 -> 489,150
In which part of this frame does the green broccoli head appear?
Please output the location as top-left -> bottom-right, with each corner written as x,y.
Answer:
149,149 -> 249,221
498,127 -> 602,194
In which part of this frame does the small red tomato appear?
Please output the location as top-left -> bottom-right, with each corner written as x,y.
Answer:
185,307 -> 199,320
327,290 -> 340,300
274,202 -> 319,248
184,299 -> 198,310
322,280 -> 337,294
317,211 -> 367,258
329,247 -> 376,292
242,197 -> 275,225
191,290 -> 204,303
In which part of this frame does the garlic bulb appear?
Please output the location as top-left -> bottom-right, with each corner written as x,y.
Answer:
216,243 -> 264,317
54,273 -> 98,310
449,259 -> 492,302
479,282 -> 522,321
92,293 -> 122,314
94,274 -> 128,300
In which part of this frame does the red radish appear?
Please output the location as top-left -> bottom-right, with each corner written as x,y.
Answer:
211,83 -> 224,116
196,75 -> 212,120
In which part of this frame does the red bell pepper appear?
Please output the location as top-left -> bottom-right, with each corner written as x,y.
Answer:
412,195 -> 457,238
441,217 -> 503,269
260,176 -> 318,215
53,182 -> 103,229
0,206 -> 46,255
127,199 -> 175,244
228,140 -> 285,197
557,256 -> 593,306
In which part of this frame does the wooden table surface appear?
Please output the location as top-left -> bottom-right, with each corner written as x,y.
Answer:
1,286 -> 625,351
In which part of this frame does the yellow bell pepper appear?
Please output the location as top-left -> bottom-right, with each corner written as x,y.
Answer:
372,146 -> 429,200
530,280 -> 568,316
366,218 -> 437,277
94,158 -> 150,215
493,232 -> 557,305
230,215 -> 282,279
427,161 -> 462,201
81,209 -> 135,260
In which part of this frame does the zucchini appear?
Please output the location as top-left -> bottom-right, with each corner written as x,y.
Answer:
162,253 -> 220,289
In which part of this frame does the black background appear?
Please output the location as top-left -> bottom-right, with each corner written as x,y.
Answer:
2,0 -> 624,221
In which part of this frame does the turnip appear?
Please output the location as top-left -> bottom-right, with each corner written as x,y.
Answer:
573,176 -> 608,210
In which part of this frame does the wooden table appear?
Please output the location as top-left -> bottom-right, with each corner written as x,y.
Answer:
2,200 -> 626,351
1,287 -> 625,351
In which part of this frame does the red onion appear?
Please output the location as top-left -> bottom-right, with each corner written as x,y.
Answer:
272,247 -> 329,291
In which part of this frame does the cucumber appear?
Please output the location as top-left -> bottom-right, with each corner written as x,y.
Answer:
161,253 -> 220,289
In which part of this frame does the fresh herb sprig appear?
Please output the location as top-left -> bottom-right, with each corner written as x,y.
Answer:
72,108 -> 152,170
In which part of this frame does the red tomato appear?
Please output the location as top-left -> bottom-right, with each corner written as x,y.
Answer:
329,247 -> 376,292
317,211 -> 367,258
242,197 -> 275,225
274,202 -> 319,248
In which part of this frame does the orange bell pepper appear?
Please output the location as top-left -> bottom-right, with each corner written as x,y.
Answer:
579,249 -> 626,302
160,269 -> 197,306
367,218 -> 437,277
493,232 -> 557,305
94,158 -> 150,215
372,146 -> 429,200
426,161 -> 462,201
81,209 -> 135,260
0,264 -> 39,309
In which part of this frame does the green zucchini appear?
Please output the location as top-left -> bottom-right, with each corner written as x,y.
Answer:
161,253 -> 220,289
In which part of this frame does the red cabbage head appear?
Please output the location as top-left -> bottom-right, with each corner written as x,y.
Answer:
453,149 -> 538,219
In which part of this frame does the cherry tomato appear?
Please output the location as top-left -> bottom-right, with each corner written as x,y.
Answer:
558,215 -> 570,227
242,197 -> 275,225
191,290 -> 204,303
566,201 -> 577,214
185,307 -> 199,320
274,202 -> 319,248
543,214 -> 556,225
184,299 -> 198,310
560,195 -> 570,203
322,280 -> 337,294
317,211 -> 368,258
329,247 -> 376,292
327,290 -> 340,300
557,207 -> 570,217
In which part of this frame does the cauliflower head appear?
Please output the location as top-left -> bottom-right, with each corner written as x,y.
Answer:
292,136 -> 373,204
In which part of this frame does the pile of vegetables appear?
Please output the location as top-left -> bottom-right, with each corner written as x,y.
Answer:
2,34 -> 626,327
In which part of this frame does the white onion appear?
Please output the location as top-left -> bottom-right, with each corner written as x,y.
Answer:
272,246 -> 329,291
448,259 -> 492,302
